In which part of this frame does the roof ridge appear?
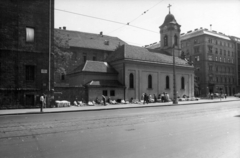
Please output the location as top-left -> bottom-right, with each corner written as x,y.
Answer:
82,60 -> 88,71
55,29 -> 120,39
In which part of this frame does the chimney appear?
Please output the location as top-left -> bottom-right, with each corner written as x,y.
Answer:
59,27 -> 62,29
104,40 -> 109,45
100,31 -> 103,36
63,26 -> 66,30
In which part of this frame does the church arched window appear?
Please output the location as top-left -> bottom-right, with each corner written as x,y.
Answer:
129,73 -> 134,88
181,77 -> 185,89
174,35 -> 178,46
164,35 -> 168,46
166,76 -> 170,89
148,75 -> 152,89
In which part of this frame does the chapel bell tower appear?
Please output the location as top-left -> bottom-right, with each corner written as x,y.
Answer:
159,4 -> 181,56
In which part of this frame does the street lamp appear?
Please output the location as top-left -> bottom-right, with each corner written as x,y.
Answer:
172,43 -> 178,104
169,21 -> 178,105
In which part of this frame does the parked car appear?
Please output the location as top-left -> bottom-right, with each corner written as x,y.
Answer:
234,93 -> 240,97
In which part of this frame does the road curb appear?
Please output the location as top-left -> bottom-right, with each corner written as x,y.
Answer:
1,99 -> 240,116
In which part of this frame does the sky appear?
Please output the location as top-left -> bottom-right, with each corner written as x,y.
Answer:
55,0 -> 240,47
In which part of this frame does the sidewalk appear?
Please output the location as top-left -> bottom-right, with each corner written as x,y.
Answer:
1,97 -> 240,115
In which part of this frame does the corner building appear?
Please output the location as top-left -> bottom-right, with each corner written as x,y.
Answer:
0,0 -> 54,108
181,29 -> 237,96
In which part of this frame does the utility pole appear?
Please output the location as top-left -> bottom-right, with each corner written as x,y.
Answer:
172,44 -> 178,104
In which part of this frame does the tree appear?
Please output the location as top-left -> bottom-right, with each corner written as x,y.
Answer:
52,31 -> 72,75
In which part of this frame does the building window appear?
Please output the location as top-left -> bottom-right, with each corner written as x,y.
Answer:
219,57 -> 222,62
148,75 -> 152,89
181,77 -> 185,89
164,35 -> 168,46
208,38 -> 212,43
220,49 -> 222,55
195,56 -> 200,61
215,57 -> 218,61
61,73 -> 65,81
129,73 -> 134,88
215,48 -> 218,54
194,46 -> 200,54
93,56 -> 96,61
166,76 -> 170,89
110,90 -> 115,96
228,51 -> 230,56
83,53 -> 87,62
208,45 -> 213,53
224,50 -> 226,56
25,65 -> 35,81
194,39 -> 198,44
174,35 -> 178,46
208,55 -> 212,61
26,27 -> 35,42
102,90 -> 108,96
209,65 -> 213,72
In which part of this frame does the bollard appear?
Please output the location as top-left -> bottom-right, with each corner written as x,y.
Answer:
40,101 -> 43,112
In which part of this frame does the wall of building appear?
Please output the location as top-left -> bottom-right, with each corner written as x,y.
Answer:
54,87 -> 86,104
121,61 -> 194,101
0,0 -> 54,108
181,32 -> 236,96
67,73 -> 118,87
88,88 -> 124,102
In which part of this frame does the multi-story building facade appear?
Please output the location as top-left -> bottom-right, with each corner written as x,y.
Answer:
229,36 -> 240,92
181,28 -> 237,96
0,0 -> 54,108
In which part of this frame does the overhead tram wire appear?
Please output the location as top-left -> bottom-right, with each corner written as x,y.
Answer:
107,0 -> 165,34
55,8 -> 158,34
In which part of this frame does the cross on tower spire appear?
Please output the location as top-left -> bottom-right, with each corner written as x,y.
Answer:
168,4 -> 172,14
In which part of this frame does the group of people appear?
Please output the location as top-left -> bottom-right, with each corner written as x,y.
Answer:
142,92 -> 171,104
208,93 -> 227,100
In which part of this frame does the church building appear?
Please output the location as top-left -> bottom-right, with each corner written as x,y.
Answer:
56,10 -> 195,103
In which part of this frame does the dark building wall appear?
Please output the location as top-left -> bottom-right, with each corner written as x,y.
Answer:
54,87 -> 87,105
0,0 -> 54,108
55,47 -> 111,84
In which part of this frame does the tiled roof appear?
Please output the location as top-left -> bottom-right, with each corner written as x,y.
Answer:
71,60 -> 117,74
107,44 -> 192,67
85,80 -> 124,88
55,29 -> 127,51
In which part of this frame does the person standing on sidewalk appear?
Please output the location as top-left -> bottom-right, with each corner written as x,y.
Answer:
102,95 -> 106,106
211,93 -> 213,100
40,94 -> 45,112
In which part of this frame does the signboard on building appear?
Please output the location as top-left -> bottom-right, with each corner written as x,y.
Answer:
41,69 -> 48,74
